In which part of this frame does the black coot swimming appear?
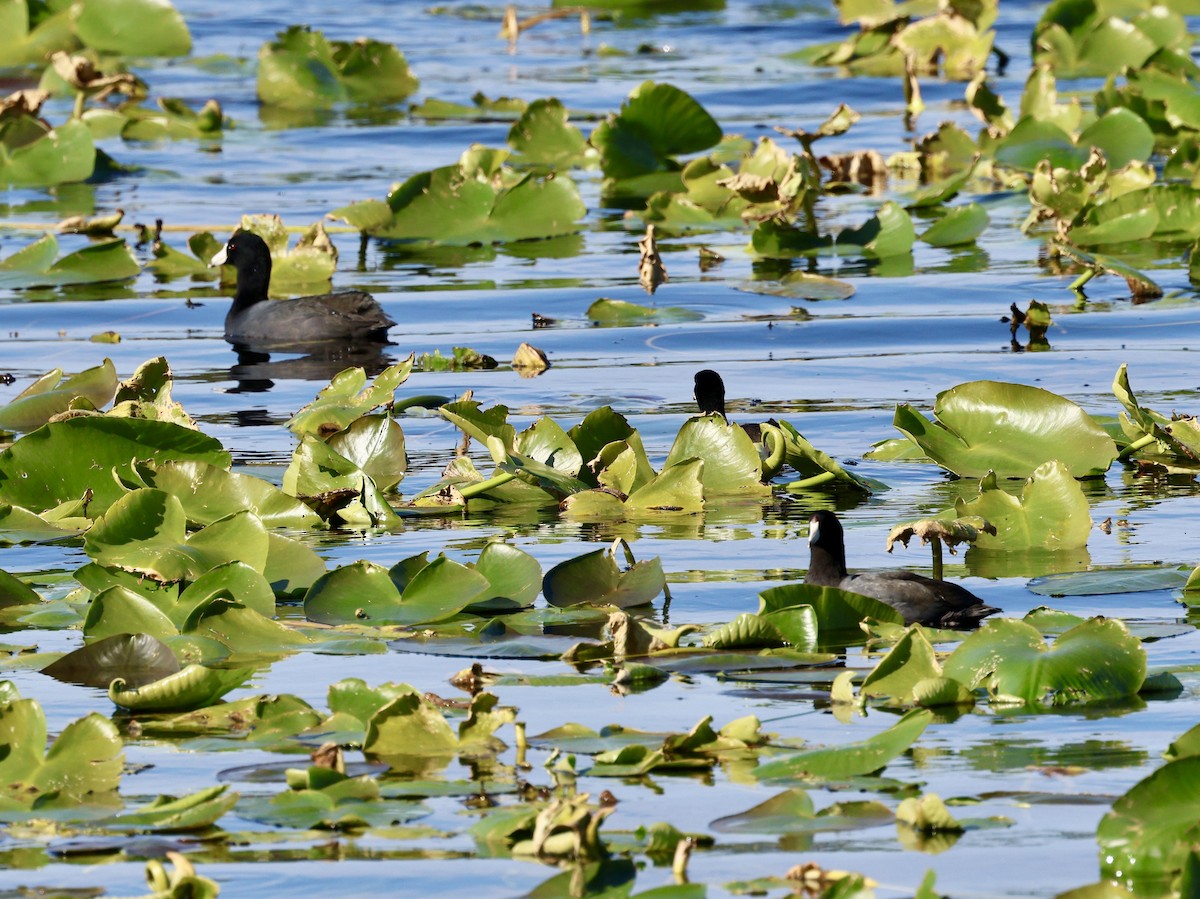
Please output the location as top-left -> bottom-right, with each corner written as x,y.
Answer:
804,509 -> 999,628
212,230 -> 395,344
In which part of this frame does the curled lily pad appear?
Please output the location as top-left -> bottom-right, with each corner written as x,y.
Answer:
109,663 -> 253,712
543,539 -> 665,609
41,632 -> 179,688
663,416 -> 768,496
287,359 -> 413,436
103,784 -> 238,832
257,26 -> 417,110
0,702 -> 123,806
0,358 -> 117,432
507,98 -> 595,169
893,380 -> 1117,479
764,419 -> 886,492
0,117 -> 95,187
954,461 -> 1091,550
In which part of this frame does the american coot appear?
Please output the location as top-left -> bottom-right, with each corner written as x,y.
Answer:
211,230 -> 396,344
805,509 -> 999,628
694,369 -> 727,419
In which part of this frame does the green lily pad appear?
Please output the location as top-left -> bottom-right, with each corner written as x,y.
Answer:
340,151 -> 586,244
953,461 -> 1092,550
508,98 -> 595,169
754,709 -> 932,780
663,416 -> 768,496
592,80 -> 722,183
73,0 -> 191,56
894,381 -> 1117,479
128,459 -> 322,529
1098,755 -> 1200,885
103,784 -> 238,832
304,556 -> 489,626
0,684 -> 124,806
0,119 -> 96,187
257,26 -> 417,109
736,271 -> 856,301
0,416 -> 230,516
0,358 -> 117,432
0,234 -> 138,288
586,298 -> 703,325
919,203 -> 989,247
109,663 -> 253,712
84,490 -> 269,583
943,617 -> 1145,704
542,540 -> 665,609
41,632 -> 179,689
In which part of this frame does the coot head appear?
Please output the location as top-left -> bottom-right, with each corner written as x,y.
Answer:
694,369 -> 726,418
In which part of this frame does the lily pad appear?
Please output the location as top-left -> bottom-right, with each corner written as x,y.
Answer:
109,664 -> 254,712
893,381 -> 1117,479
953,462 -> 1092,550
0,416 -> 230,516
0,358 -> 117,432
943,617 -> 1145,704
753,709 -> 932,780
542,540 -> 665,609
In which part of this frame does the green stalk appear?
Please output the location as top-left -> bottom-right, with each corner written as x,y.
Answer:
457,471 -> 516,499
1117,432 -> 1157,460
760,428 -> 786,481
931,537 -> 943,581
1069,267 -> 1097,294
782,471 -> 838,492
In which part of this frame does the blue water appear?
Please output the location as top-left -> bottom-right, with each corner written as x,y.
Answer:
1,0 -> 1199,895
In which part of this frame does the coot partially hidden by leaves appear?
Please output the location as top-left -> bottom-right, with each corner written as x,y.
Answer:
694,369 -> 727,419
212,230 -> 395,345
804,509 -> 999,628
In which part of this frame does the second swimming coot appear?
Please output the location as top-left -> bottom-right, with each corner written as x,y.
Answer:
212,230 -> 395,344
804,509 -> 999,628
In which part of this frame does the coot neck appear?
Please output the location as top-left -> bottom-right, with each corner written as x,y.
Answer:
808,515 -> 850,583
231,256 -> 271,313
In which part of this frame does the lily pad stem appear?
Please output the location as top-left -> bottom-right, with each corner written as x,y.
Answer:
1069,268 -> 1096,294
761,428 -> 786,481
1117,432 -> 1157,460
930,537 -> 943,581
458,471 -> 516,499
782,471 -> 838,492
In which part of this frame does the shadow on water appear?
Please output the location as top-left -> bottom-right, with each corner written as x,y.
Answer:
226,339 -> 396,394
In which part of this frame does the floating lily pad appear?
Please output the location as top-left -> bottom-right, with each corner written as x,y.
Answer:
0,234 -> 138,288
73,0 -> 191,56
736,272 -> 855,301
943,617 -> 1145,704
41,632 -> 179,689
586,298 -> 703,325
1027,566 -> 1188,596
753,709 -> 932,780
